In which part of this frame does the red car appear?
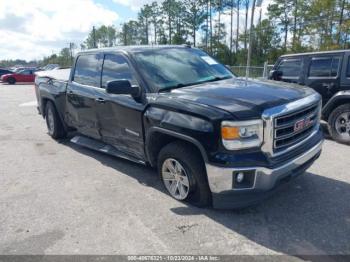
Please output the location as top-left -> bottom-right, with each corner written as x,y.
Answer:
1,69 -> 36,84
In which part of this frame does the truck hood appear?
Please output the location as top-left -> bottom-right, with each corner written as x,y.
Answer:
163,78 -> 315,120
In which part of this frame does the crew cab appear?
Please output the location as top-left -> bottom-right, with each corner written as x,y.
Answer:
269,50 -> 350,144
35,46 -> 323,209
1,68 -> 36,84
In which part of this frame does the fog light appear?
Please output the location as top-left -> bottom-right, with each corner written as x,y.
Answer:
236,172 -> 244,183
232,170 -> 256,189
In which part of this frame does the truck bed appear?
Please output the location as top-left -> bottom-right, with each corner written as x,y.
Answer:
35,68 -> 71,82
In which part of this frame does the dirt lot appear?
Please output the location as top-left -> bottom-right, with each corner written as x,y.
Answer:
0,83 -> 349,257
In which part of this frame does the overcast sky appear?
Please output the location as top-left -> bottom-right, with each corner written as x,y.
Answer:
0,0 -> 270,61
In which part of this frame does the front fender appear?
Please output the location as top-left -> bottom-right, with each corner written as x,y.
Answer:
322,91 -> 350,120
144,107 -> 214,133
1,75 -> 9,81
143,106 -> 218,166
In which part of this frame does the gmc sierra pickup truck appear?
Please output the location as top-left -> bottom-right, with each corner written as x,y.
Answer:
35,46 -> 323,209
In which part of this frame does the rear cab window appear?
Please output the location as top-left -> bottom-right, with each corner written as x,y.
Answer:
73,54 -> 102,87
276,58 -> 302,79
308,56 -> 341,78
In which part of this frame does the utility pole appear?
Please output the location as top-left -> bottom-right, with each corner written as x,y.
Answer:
236,0 -> 239,53
230,0 -> 234,62
93,26 -> 97,48
246,0 -> 256,79
206,0 -> 209,50
69,42 -> 74,62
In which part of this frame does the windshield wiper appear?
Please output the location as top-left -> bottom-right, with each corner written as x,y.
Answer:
204,75 -> 233,83
158,83 -> 189,93
158,75 -> 233,93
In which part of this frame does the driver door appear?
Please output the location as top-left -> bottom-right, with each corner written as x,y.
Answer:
19,69 -> 32,82
340,53 -> 350,91
274,58 -> 303,84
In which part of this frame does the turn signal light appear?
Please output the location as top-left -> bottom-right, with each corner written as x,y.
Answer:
221,126 -> 239,140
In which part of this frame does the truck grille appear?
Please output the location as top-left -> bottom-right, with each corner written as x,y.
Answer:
273,103 -> 320,152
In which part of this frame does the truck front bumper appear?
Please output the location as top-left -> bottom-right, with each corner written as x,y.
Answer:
206,140 -> 323,209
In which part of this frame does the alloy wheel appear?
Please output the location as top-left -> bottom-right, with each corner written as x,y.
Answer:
335,112 -> 350,140
161,158 -> 190,200
47,108 -> 55,134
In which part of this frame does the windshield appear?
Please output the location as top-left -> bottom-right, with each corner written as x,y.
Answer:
132,48 -> 234,92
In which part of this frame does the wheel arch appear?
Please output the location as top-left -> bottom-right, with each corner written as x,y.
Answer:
145,127 -> 208,168
7,76 -> 16,83
41,97 -> 51,118
41,97 -> 68,132
322,92 -> 350,121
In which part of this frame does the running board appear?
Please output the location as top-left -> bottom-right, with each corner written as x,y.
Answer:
70,135 -> 145,165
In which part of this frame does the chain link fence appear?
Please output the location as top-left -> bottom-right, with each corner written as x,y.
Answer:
230,63 -> 274,78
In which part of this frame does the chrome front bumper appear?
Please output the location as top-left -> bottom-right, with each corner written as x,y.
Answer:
206,140 -> 323,194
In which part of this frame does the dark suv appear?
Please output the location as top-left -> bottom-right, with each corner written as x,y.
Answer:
35,46 -> 323,209
269,50 -> 350,144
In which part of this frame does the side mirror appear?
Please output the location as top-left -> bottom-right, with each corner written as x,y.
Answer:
106,80 -> 140,97
269,70 -> 283,81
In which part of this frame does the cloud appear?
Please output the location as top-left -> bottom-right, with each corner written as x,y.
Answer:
0,0 -> 119,61
112,0 -> 164,12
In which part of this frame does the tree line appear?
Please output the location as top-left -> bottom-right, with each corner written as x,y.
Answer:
1,0 -> 349,68
79,0 -> 349,66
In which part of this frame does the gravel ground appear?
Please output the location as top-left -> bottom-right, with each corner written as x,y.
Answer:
0,83 -> 349,257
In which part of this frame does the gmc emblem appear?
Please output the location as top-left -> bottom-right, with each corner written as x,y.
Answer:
294,117 -> 313,132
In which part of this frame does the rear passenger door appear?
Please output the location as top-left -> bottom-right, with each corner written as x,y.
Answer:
66,53 -> 103,139
304,55 -> 342,105
95,53 -> 146,160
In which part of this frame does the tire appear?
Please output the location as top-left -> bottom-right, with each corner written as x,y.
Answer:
45,101 -> 66,139
158,141 -> 211,207
7,77 -> 16,85
328,103 -> 350,145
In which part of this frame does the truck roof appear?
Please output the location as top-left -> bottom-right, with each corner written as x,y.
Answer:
35,46 -> 192,82
77,45 -> 192,55
281,49 -> 350,58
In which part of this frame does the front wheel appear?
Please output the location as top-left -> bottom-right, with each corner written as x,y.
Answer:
328,104 -> 350,144
158,142 -> 211,207
45,101 -> 66,139
7,77 -> 16,85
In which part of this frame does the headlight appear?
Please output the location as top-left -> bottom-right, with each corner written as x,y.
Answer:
221,120 -> 263,150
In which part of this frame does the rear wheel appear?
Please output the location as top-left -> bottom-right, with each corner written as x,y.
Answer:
45,101 -> 66,139
328,104 -> 350,144
158,141 -> 211,207
7,77 -> 16,85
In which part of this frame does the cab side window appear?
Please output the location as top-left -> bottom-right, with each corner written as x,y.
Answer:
347,58 -> 350,78
276,59 -> 302,79
308,57 -> 340,78
101,54 -> 135,88
21,70 -> 31,75
73,54 -> 102,87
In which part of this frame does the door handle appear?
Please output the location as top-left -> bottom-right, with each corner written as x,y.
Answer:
322,83 -> 334,89
67,90 -> 74,96
95,98 -> 105,103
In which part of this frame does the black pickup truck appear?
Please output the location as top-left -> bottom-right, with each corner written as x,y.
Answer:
35,46 -> 323,209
